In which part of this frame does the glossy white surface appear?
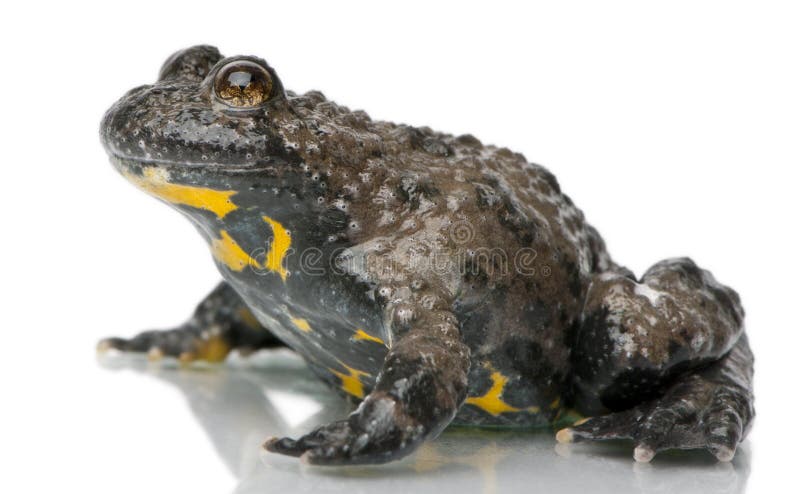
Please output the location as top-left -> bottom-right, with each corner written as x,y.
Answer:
92,351 -> 750,494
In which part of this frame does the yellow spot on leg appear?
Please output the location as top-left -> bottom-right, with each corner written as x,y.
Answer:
465,371 -> 521,416
179,335 -> 231,365
196,335 -> 231,362
262,216 -> 291,281
330,363 -> 370,399
126,168 -> 238,218
351,328 -> 386,345
210,230 -> 258,272
209,218 -> 291,278
291,317 -> 312,333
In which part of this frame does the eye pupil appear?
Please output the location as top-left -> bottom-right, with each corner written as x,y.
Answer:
214,61 -> 273,108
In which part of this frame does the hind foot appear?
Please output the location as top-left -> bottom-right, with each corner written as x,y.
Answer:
559,337 -> 754,462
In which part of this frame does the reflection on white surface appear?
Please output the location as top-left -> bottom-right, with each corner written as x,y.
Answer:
99,350 -> 750,494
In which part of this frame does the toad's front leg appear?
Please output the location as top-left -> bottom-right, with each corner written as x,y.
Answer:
265,309 -> 470,465
97,282 -> 285,363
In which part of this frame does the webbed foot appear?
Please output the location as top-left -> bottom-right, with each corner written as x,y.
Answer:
265,308 -> 470,465
264,394 -> 425,465
558,338 -> 754,462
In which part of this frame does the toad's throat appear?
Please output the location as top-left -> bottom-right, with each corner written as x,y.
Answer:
124,167 -> 238,219
123,167 -> 290,281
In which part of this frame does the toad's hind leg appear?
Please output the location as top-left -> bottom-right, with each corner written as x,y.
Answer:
97,282 -> 285,363
562,258 -> 753,462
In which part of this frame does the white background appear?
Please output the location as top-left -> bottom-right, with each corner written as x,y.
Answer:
1,1 -> 798,492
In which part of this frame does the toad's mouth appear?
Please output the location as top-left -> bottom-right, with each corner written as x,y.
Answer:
107,156 -> 288,217
106,152 -> 284,176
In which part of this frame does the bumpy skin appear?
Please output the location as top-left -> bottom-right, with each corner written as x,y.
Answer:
99,45 -> 754,465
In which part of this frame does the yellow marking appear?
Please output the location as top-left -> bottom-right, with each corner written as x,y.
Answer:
209,219 -> 289,278
210,230 -> 258,271
330,363 -> 370,399
126,168 -> 237,218
465,366 -> 542,416
196,335 -> 231,362
178,335 -> 231,365
351,328 -> 385,345
262,216 -> 291,281
291,317 -> 312,333
465,371 -> 521,415
125,168 -> 291,282
549,397 -> 561,410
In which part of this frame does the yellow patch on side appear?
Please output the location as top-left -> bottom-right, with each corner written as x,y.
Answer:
262,216 -> 291,281
126,168 -> 238,218
210,230 -> 258,272
330,363 -> 370,399
351,328 -> 386,345
291,317 -> 312,333
465,371 -> 521,416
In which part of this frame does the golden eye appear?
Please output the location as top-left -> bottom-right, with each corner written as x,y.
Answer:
213,61 -> 274,107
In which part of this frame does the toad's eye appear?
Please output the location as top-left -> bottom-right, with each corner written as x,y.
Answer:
213,61 -> 274,108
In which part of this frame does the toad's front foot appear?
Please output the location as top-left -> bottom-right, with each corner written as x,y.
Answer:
558,337 -> 754,462
267,308 -> 470,465
264,394 -> 425,465
97,325 -> 231,363
97,282 -> 283,363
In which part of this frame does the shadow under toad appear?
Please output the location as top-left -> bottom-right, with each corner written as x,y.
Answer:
98,349 -> 750,494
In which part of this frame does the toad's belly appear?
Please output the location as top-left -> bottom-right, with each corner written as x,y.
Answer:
225,269 -> 576,428
224,270 -> 389,400
454,359 -> 569,428
451,277 -> 577,427
217,229 -> 576,427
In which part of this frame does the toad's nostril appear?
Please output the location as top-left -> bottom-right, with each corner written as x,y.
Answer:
158,45 -> 223,82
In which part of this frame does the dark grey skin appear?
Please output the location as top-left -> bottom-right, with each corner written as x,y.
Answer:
98,45 -> 754,466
